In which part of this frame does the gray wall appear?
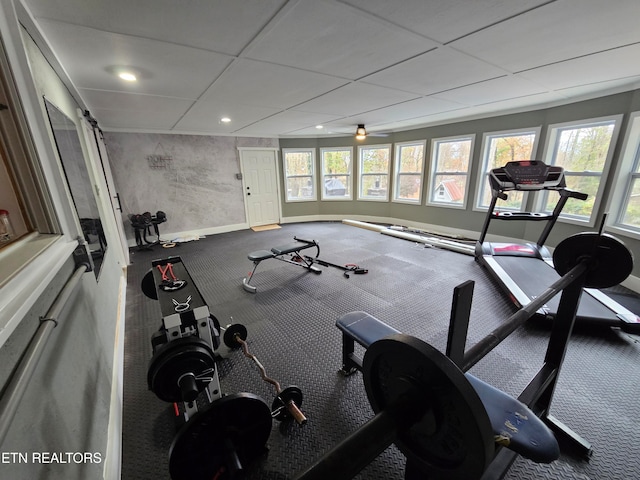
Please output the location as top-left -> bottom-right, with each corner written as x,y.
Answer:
103,133 -> 278,240
280,90 -> 640,277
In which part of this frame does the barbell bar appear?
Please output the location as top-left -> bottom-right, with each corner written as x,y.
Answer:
224,323 -> 308,426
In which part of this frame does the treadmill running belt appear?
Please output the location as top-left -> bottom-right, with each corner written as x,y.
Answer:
495,256 -> 619,323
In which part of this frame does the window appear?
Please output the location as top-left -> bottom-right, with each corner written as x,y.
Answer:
320,147 -> 352,200
0,44 -> 58,259
393,141 -> 425,203
283,148 -> 316,202
428,135 -> 475,208
604,112 -> 640,236
540,116 -> 621,224
358,144 -> 391,201
476,128 -> 540,210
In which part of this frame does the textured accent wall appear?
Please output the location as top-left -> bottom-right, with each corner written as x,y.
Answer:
103,133 -> 278,239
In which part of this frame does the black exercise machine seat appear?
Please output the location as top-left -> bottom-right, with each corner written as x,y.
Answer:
336,311 -> 560,464
242,237 -> 322,293
476,160 -> 640,333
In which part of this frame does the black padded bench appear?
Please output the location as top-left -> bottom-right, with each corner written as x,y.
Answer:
336,311 -> 560,464
242,237 -> 322,293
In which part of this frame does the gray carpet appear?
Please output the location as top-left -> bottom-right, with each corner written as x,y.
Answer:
122,221 -> 640,480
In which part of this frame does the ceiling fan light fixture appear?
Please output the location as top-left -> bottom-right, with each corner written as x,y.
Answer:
355,124 -> 367,140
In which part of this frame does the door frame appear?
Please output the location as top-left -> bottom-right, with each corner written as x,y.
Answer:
238,147 -> 282,227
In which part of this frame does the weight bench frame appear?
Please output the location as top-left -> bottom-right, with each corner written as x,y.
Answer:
336,310 -> 560,466
243,236 -> 322,293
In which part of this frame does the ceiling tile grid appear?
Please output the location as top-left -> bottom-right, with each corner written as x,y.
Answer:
18,0 -> 640,137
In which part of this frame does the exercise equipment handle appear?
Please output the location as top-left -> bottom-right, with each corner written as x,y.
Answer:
462,260 -> 588,371
284,398 -> 307,426
294,236 -> 320,257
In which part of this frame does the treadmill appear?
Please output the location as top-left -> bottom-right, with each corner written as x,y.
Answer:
475,160 -> 640,333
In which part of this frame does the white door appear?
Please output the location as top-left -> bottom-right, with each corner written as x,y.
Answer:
240,149 -> 279,227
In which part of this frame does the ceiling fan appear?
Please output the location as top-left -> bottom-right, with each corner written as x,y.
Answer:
354,124 -> 389,140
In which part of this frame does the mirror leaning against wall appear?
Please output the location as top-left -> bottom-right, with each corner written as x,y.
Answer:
44,98 -> 106,278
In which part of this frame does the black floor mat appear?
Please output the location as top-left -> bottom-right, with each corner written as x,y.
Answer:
122,222 -> 640,480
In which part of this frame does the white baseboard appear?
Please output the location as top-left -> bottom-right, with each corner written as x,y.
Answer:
127,222 -> 249,248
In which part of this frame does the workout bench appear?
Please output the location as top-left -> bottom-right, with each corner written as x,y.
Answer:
243,237 -> 322,293
336,311 -> 560,465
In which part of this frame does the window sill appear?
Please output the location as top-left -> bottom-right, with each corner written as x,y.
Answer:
0,233 -> 75,347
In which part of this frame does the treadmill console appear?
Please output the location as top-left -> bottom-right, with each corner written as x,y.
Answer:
490,161 -> 565,191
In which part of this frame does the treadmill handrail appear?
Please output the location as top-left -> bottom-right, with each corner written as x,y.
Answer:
477,161 -> 588,247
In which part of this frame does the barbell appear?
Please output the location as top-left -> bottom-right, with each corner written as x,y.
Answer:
224,323 -> 308,426
293,231 -> 633,480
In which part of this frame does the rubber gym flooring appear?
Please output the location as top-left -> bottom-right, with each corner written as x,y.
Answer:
122,221 -> 640,480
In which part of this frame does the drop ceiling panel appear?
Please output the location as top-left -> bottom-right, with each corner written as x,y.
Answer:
451,0 -> 640,73
362,47 -> 508,95
202,59 -> 348,110
518,44 -> 640,91
432,76 -> 548,106
233,110 -> 344,136
81,91 -> 195,130
343,97 -> 464,127
174,101 -> 281,134
293,83 -> 419,116
245,0 -> 437,79
340,0 -> 552,43
80,89 -> 194,119
26,0 -> 286,55
37,20 -> 233,99
553,77 -> 640,99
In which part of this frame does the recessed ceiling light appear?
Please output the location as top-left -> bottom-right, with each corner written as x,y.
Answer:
315,125 -> 323,129
220,117 -> 231,123
118,72 -> 137,82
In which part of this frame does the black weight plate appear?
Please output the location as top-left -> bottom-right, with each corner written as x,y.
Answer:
553,232 -> 633,289
223,323 -> 248,349
147,336 -> 216,402
169,392 -> 272,480
141,269 -> 157,300
363,334 -> 494,480
271,385 -> 303,421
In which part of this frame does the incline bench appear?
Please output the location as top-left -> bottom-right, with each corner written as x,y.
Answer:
336,311 -> 560,465
243,237 -> 321,293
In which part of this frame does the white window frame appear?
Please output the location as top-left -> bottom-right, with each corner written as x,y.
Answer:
605,112 -> 640,239
538,114 -> 622,227
474,127 -> 541,212
427,134 -> 475,209
283,148 -> 317,202
357,144 -> 391,202
320,146 -> 353,201
392,140 -> 426,204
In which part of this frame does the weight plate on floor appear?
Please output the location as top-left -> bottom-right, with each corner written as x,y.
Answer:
141,269 -> 157,300
147,336 -> 216,403
363,334 -> 494,480
223,323 -> 248,349
271,385 -> 303,421
169,392 -> 272,480
553,232 -> 633,289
